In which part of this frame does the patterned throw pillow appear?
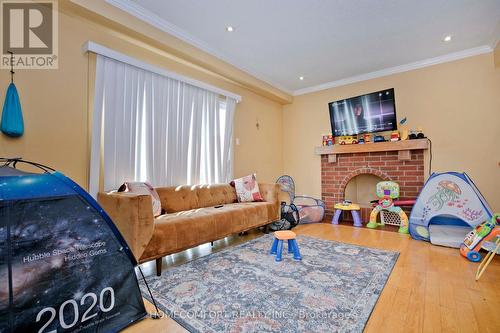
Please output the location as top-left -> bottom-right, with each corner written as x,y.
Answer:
118,182 -> 162,217
233,174 -> 263,203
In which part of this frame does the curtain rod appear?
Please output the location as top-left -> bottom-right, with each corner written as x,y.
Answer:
83,41 -> 242,103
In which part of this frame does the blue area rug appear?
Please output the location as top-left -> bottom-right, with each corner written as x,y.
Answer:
140,235 -> 398,333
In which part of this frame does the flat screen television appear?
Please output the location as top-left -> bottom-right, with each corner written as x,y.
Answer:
328,88 -> 397,136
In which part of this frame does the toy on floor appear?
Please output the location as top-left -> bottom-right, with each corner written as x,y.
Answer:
0,158 -> 147,332
409,172 -> 493,248
475,236 -> 500,280
367,181 -> 409,234
276,175 -> 325,223
332,202 -> 362,227
460,214 -> 500,262
270,230 -> 302,262
370,199 -> 416,227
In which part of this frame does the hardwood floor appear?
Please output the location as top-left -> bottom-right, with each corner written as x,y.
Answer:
124,223 -> 500,333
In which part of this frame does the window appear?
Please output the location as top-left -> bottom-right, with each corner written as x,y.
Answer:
89,54 -> 237,196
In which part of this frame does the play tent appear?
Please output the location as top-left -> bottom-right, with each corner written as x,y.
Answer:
409,172 -> 493,248
0,160 -> 146,332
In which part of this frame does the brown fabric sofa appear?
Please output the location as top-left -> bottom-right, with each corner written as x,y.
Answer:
97,183 -> 280,275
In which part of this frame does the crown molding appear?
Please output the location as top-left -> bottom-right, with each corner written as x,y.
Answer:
104,0 -> 495,98
293,45 -> 493,96
105,0 -> 293,95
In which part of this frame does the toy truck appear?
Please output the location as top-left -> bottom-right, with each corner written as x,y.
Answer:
336,135 -> 358,145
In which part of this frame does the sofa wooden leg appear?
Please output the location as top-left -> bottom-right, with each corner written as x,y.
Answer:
156,258 -> 162,276
210,241 -> 214,246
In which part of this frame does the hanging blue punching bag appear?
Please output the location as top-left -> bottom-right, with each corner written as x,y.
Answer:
1,82 -> 24,137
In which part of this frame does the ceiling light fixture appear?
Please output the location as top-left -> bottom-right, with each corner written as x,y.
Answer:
226,26 -> 234,32
299,76 -> 304,81
443,35 -> 452,42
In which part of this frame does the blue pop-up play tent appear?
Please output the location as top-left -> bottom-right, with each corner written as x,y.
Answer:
409,172 -> 493,248
0,159 -> 146,332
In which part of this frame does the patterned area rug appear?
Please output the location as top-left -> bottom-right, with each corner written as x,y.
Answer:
140,235 -> 398,333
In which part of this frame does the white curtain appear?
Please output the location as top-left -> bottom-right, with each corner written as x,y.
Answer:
89,55 -> 236,196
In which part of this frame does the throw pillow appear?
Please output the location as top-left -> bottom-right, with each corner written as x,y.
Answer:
233,174 -> 263,202
118,182 -> 162,217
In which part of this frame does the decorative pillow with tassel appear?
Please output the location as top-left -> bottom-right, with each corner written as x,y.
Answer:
232,174 -> 263,203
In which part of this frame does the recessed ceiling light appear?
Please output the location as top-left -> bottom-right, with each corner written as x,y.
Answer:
299,76 -> 304,81
443,35 -> 452,42
226,26 -> 234,32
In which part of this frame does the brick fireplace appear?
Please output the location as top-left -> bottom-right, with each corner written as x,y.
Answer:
316,140 -> 429,222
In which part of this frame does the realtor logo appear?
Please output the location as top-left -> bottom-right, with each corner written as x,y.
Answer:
1,0 -> 58,69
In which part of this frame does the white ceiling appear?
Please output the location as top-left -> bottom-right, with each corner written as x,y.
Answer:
108,0 -> 500,95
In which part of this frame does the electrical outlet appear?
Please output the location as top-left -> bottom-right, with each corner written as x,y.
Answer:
235,138 -> 240,145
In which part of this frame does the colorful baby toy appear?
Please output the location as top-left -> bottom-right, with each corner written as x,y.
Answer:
460,214 -> 500,262
367,181 -> 409,234
332,201 -> 363,227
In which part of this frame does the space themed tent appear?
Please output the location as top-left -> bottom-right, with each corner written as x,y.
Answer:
409,172 -> 493,248
0,160 -> 146,333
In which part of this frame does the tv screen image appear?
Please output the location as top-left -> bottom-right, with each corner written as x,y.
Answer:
328,88 -> 397,136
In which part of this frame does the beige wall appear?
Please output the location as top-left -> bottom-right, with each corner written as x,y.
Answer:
0,4 -> 284,188
2,2 -> 499,212
283,53 -> 500,211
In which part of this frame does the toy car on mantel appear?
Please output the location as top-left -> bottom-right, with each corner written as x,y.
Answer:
336,135 -> 358,145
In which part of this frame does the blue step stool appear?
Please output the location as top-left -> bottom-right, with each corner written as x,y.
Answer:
270,230 -> 302,262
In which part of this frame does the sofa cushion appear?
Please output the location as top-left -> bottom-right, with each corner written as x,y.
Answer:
195,184 -> 238,207
140,202 -> 272,261
156,185 -> 200,213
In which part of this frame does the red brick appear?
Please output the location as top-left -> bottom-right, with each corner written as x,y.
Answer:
403,160 -> 423,165
364,156 -> 381,162
370,151 -> 387,156
398,165 -> 418,171
388,171 -> 405,176
349,156 -> 365,162
386,160 -> 404,166
405,171 -> 423,176
404,181 -> 423,187
367,161 -> 386,167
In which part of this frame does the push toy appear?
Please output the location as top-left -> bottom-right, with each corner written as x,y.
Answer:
475,236 -> 500,280
460,214 -> 500,262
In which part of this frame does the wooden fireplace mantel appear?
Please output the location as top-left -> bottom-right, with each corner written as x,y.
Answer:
315,138 -> 429,162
